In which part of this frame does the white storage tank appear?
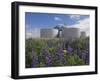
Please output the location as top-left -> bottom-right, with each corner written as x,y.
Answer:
62,27 -> 80,40
81,31 -> 86,38
40,28 -> 58,38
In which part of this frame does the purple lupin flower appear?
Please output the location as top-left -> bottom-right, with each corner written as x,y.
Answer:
45,54 -> 52,67
80,50 -> 89,64
84,49 -> 89,64
40,48 -> 46,58
32,48 -> 39,68
55,47 -> 67,65
81,52 -> 86,60
67,45 -> 73,55
56,47 -> 64,60
40,48 -> 52,67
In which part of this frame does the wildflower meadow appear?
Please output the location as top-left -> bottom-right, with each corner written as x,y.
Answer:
25,37 -> 89,68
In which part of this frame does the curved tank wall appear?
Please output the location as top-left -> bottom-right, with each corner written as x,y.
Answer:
40,28 -> 58,38
81,31 -> 86,38
62,27 -> 80,40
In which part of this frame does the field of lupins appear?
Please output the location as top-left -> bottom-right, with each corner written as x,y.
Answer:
25,37 -> 89,68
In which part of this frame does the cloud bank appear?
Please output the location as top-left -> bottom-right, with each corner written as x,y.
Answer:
70,15 -> 81,20
68,18 -> 90,36
26,27 -> 40,39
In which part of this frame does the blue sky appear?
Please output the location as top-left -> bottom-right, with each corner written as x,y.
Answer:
25,12 -> 89,29
25,12 -> 89,38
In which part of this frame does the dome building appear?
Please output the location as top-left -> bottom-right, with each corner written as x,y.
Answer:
40,28 -> 58,38
62,27 -> 80,40
40,25 -> 86,40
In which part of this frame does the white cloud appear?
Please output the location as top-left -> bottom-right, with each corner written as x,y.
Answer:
26,27 -> 40,39
70,15 -> 81,20
54,17 -> 62,21
26,32 -> 33,39
68,18 -> 90,36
